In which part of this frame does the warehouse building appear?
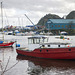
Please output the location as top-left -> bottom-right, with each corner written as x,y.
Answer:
45,19 -> 75,30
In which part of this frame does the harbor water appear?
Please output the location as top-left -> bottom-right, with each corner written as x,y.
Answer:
0,35 -> 75,75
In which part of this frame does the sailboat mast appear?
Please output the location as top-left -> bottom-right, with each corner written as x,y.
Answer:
1,2 -> 4,41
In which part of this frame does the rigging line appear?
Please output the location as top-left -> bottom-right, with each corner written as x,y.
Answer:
2,2 -> 10,25
3,9 -> 10,25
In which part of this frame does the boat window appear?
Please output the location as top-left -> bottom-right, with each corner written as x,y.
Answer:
69,49 -> 71,51
33,38 -> 40,44
48,45 -> 50,47
33,39 -> 36,44
28,37 -> 48,44
46,50 -> 48,52
58,45 -> 60,47
44,38 -> 48,42
40,38 -> 48,43
36,39 -> 40,44
28,39 -> 32,44
42,45 -> 45,47
40,38 -> 43,43
40,50 -> 42,52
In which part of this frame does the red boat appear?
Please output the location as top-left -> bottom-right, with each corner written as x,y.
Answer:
0,2 -> 15,48
16,35 -> 75,59
0,41 -> 15,47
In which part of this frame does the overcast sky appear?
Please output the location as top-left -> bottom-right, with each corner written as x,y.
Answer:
0,0 -> 75,28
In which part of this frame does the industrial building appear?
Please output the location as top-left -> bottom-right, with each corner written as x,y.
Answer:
45,19 -> 75,30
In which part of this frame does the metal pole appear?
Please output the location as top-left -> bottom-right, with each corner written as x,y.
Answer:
24,14 -> 34,26
1,2 -> 4,41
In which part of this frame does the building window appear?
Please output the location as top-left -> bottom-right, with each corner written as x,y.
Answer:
52,25 -> 53,27
66,25 -> 67,27
62,25 -> 64,27
58,25 -> 60,27
55,25 -> 57,27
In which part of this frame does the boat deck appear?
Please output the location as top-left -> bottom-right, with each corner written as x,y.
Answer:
17,47 -> 29,51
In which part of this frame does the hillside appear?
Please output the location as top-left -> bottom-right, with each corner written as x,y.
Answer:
37,14 -> 61,25
37,11 -> 75,25
66,11 -> 75,19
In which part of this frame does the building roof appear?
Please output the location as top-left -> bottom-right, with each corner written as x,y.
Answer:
26,25 -> 34,27
47,19 -> 75,23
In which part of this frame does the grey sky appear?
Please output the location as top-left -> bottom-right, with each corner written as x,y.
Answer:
0,0 -> 75,27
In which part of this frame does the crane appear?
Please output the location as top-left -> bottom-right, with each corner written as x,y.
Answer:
24,14 -> 35,26
24,14 -> 45,33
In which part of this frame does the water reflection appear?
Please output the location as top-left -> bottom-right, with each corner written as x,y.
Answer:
17,55 -> 75,75
0,47 -> 16,75
0,47 -> 14,52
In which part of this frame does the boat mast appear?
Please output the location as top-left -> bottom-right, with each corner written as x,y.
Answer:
1,2 -> 4,41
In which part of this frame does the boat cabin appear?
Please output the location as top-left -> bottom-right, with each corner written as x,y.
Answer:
28,35 -> 48,50
27,35 -> 71,51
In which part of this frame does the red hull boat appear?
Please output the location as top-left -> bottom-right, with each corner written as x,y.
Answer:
0,2 -> 15,48
16,47 -> 75,59
16,35 -> 75,59
0,42 -> 15,47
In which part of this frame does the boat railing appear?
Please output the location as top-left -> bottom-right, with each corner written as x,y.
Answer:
40,42 -> 71,45
39,42 -> 71,48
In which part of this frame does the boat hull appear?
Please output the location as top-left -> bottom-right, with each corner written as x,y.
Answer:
16,47 -> 75,59
0,42 -> 15,47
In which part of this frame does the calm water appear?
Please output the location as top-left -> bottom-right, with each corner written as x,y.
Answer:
0,35 -> 75,75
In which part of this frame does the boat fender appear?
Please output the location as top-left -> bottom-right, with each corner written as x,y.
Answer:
0,41 -> 3,44
16,44 -> 20,47
63,38 -> 65,40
